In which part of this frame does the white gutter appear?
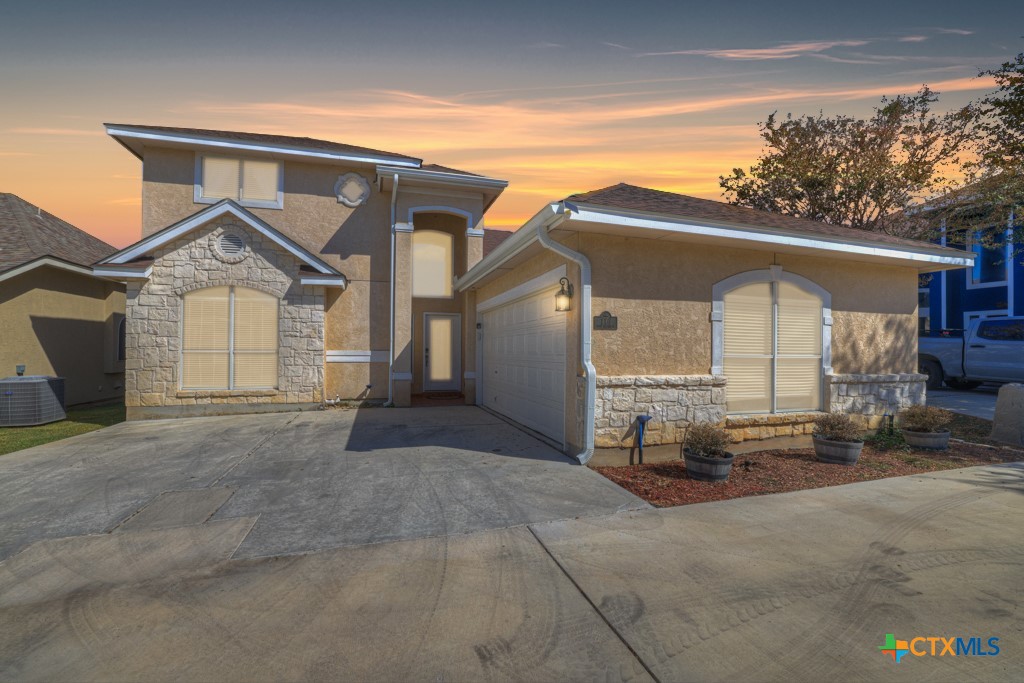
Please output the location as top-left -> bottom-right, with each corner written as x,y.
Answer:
534,204 -> 596,465
387,173 -> 399,406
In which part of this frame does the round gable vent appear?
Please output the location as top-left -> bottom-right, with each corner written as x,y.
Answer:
210,229 -> 249,263
219,233 -> 245,255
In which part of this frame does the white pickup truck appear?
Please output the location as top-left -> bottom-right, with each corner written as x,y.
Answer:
918,316 -> 1024,390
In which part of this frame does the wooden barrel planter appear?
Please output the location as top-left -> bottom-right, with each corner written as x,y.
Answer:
902,429 -> 951,450
683,450 -> 734,481
812,436 -> 863,466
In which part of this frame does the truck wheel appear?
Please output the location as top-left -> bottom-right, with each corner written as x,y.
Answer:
946,378 -> 982,391
919,360 -> 943,390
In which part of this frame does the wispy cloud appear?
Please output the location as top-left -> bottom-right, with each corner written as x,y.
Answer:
6,127 -> 103,136
899,35 -> 929,43
602,42 -> 630,50
640,40 -> 869,60
933,28 -> 974,35
527,42 -> 563,49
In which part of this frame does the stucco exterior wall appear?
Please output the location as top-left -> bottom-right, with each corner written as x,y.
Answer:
582,233 -> 919,376
0,267 -> 125,405
124,217 -> 325,419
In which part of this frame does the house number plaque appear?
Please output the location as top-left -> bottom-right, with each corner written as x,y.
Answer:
594,311 -> 618,330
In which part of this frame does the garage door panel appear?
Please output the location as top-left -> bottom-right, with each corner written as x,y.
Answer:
481,285 -> 566,444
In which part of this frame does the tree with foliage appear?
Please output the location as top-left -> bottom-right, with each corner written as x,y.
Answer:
936,51 -> 1024,252
720,86 -> 975,240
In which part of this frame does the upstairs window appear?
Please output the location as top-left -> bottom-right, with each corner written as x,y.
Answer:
969,228 -> 1009,286
197,156 -> 282,209
412,230 -> 454,298
181,286 -> 279,390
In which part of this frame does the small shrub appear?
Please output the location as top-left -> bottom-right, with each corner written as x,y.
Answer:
684,423 -> 731,458
900,405 -> 952,433
813,413 -> 862,443
866,429 -> 909,452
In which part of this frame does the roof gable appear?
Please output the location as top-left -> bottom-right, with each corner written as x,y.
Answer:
0,193 -> 116,273
97,200 -> 343,277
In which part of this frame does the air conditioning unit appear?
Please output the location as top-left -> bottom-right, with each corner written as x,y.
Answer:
0,376 -> 66,427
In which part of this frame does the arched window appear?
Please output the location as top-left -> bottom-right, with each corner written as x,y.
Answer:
412,230 -> 453,298
712,267 -> 831,414
181,286 -> 279,389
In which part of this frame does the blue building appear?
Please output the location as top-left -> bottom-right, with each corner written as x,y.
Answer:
920,226 -> 1021,335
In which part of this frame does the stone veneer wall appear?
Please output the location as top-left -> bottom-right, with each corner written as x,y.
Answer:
593,372 -> 927,446
594,375 -> 727,447
125,218 -> 325,418
826,373 -> 927,427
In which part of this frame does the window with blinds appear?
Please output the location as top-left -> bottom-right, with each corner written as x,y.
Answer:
723,279 -> 823,414
200,156 -> 281,206
412,230 -> 454,298
181,286 -> 279,390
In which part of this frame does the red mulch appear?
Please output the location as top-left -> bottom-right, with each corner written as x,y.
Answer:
594,441 -> 1024,508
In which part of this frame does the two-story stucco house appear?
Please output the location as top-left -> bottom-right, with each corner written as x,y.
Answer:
97,124 -> 974,464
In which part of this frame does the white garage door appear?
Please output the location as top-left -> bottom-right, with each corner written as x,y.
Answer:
481,285 -> 566,444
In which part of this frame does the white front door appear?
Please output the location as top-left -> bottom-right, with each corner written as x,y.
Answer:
424,313 -> 461,392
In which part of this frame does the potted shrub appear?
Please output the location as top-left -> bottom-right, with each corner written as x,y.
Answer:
812,413 -> 864,465
682,423 -> 734,481
899,405 -> 952,450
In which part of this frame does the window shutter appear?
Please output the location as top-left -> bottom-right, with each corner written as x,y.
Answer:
775,282 -> 822,411
182,287 -> 230,388
202,157 -> 241,200
723,282 -> 772,413
232,288 -> 278,388
241,160 -> 279,202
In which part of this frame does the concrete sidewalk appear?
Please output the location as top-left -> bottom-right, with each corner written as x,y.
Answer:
2,462 -> 1021,682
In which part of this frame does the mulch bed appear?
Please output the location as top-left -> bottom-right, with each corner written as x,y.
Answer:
595,441 -> 1024,508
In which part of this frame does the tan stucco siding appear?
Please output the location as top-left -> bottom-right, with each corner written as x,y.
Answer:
0,267 -> 125,405
581,233 -> 918,377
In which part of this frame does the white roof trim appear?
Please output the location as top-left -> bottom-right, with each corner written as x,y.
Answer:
92,264 -> 154,280
0,257 -> 97,284
299,274 -> 348,288
98,200 -> 341,275
106,125 -> 421,168
377,165 -> 508,190
568,204 -> 975,269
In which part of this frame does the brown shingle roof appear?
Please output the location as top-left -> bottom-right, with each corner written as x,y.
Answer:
483,229 -> 513,257
105,123 -> 422,164
566,183 -> 951,252
0,194 -> 116,272
420,163 -> 482,177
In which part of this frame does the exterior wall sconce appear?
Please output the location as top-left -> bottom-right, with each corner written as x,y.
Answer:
555,277 -> 573,312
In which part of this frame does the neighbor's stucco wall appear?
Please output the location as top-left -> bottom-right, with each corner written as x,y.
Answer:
0,266 -> 125,405
124,217 -> 325,418
581,233 -> 919,376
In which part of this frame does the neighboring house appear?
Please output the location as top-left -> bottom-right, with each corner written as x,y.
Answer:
0,193 -> 126,405
95,124 -> 973,463
919,223 -> 1021,335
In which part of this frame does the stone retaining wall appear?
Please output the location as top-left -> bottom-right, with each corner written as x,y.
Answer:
125,218 -> 325,418
594,375 -> 727,447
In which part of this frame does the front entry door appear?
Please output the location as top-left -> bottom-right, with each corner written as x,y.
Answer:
424,313 -> 461,392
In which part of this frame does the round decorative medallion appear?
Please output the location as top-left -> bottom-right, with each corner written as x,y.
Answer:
335,173 -> 371,207
210,229 -> 249,263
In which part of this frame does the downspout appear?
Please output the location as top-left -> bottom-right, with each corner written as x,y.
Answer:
535,206 -> 596,465
386,173 -> 399,406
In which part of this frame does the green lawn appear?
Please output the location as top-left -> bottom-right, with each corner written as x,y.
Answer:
0,402 -> 125,456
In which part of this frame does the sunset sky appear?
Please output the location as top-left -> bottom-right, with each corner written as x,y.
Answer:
0,0 -> 1018,247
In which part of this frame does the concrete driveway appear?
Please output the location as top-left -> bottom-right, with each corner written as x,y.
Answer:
927,385 -> 1000,420
0,406 -> 646,562
2,410 -> 1022,682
